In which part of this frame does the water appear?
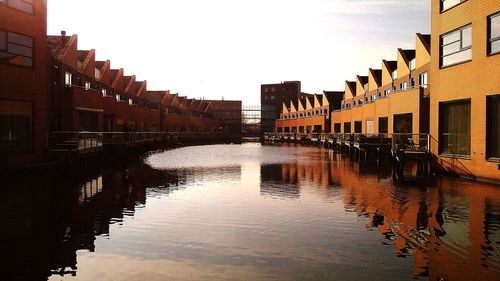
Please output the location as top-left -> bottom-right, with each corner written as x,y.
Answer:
1,143 -> 500,281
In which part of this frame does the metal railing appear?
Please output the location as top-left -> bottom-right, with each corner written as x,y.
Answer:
391,133 -> 430,153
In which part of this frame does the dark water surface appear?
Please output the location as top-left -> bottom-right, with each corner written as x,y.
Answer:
1,143 -> 500,281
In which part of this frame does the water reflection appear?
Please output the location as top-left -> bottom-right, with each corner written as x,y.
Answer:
0,143 -> 499,281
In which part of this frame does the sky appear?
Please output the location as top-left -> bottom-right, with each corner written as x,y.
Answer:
47,0 -> 430,105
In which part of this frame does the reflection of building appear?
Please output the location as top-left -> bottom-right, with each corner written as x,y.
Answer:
261,81 -> 302,134
0,0 -> 49,167
430,1 -> 500,181
329,160 -> 500,281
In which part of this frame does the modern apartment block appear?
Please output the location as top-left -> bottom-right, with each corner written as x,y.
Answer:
430,0 -> 500,181
0,0 -> 49,167
330,33 -> 431,137
261,81 -> 302,134
275,91 -> 343,134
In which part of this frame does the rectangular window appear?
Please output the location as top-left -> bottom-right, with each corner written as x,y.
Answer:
0,30 -> 33,67
441,0 -> 466,12
0,100 -> 32,153
378,117 -> 388,134
441,24 -> 472,67
334,123 -> 341,133
410,78 -> 415,88
101,88 -> 107,97
384,89 -> 390,96
64,72 -> 72,86
354,121 -> 362,134
343,122 -> 351,134
84,81 -> 91,90
400,82 -> 408,90
439,100 -> 471,156
0,0 -> 33,14
419,72 -> 428,88
488,12 -> 500,55
487,95 -> 500,159
409,58 -> 416,71
95,67 -> 101,80
391,70 -> 397,80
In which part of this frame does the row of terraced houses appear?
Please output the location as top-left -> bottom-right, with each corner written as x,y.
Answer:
265,1 -> 500,182
0,0 -> 241,168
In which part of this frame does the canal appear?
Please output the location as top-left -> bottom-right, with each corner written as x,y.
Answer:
1,143 -> 500,281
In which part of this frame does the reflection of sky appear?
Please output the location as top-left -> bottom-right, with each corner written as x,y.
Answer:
41,144 -> 500,281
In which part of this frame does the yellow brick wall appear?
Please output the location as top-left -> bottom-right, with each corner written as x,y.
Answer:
430,0 -> 500,181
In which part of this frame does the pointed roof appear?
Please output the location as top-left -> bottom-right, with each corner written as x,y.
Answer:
417,33 -> 431,54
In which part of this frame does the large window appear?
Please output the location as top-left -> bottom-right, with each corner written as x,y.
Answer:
354,121 -> 362,134
488,12 -> 500,55
0,0 -> 33,14
441,25 -> 472,67
343,122 -> 351,134
378,117 -> 388,134
487,95 -> 500,160
439,100 -> 471,156
0,30 -> 33,67
0,100 -> 32,153
441,0 -> 466,12
334,123 -> 341,133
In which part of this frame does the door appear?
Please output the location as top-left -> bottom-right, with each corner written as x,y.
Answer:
366,119 -> 374,135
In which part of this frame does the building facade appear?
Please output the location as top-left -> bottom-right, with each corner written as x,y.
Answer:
276,91 -> 343,134
261,81 -> 302,134
430,0 -> 500,181
0,0 -> 49,167
330,34 -> 431,137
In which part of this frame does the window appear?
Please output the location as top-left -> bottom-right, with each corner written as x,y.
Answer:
95,67 -> 101,80
128,99 -> 134,106
439,100 -> 471,156
441,25 -> 472,67
400,82 -> 408,90
334,123 -> 341,133
378,117 -> 388,134
84,81 -> 91,90
116,94 -> 120,101
391,70 -> 398,80
101,88 -> 107,97
409,58 -> 416,71
488,12 -> 500,55
0,0 -> 33,14
419,72 -> 428,88
0,30 -> 33,67
371,94 -> 376,102
354,121 -> 362,134
343,122 -> 351,134
0,100 -> 32,153
384,89 -> 390,96
441,0 -> 466,12
64,72 -> 72,86
487,95 -> 500,159
410,78 -> 415,88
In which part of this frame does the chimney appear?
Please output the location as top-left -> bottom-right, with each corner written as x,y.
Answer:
61,30 -> 67,46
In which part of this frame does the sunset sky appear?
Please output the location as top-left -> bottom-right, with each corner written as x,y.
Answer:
47,0 -> 430,105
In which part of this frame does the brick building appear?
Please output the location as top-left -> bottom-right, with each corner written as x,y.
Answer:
261,81 -> 302,134
0,0 -> 49,167
430,0 -> 500,181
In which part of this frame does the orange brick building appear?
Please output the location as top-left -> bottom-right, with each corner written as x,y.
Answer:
430,0 -> 500,182
330,33 -> 431,137
0,0 -> 49,167
275,91 -> 343,134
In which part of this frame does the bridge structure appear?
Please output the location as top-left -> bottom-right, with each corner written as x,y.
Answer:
241,105 -> 261,138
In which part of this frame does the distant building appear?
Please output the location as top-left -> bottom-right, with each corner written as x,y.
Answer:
208,99 -> 242,135
0,0 -> 49,167
261,81 -> 302,134
276,91 -> 343,134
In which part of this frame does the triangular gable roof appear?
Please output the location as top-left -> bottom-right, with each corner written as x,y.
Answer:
110,68 -> 124,89
124,75 -> 136,94
382,60 -> 397,86
289,100 -> 297,113
47,34 -> 78,67
134,81 -> 147,97
306,95 -> 315,110
397,48 -> 414,77
368,68 -> 382,91
356,75 -> 368,95
314,94 -> 323,108
282,102 -> 289,114
345,81 -> 357,99
416,33 -> 431,68
298,98 -> 306,111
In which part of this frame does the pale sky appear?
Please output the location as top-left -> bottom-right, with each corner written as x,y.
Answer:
47,0 -> 430,105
